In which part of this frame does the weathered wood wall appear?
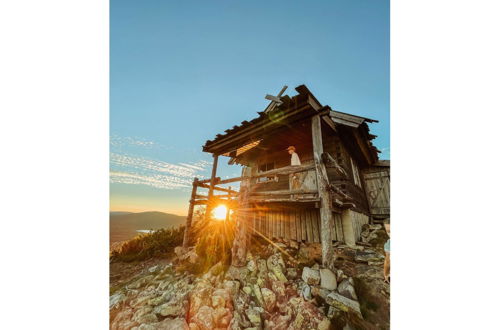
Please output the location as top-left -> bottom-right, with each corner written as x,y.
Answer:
350,211 -> 369,241
363,168 -> 390,219
251,208 -> 348,243
252,208 -> 321,243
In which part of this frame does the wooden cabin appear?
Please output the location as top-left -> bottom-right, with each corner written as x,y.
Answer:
182,85 -> 389,266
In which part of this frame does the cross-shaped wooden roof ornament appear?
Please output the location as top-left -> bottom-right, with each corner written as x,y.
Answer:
264,85 -> 288,113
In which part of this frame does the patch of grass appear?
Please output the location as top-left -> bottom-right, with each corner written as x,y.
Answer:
189,213 -> 236,273
110,226 -> 185,262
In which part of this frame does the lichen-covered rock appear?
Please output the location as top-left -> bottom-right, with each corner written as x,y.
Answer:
287,267 -> 298,279
189,281 -> 213,317
302,267 -> 320,285
111,307 -> 138,330
128,275 -> 154,289
317,317 -> 332,330
267,253 -> 288,282
325,291 -> 362,315
132,306 -> 157,324
156,301 -> 186,317
319,268 -> 337,290
252,283 -> 265,307
261,287 -> 276,312
247,258 -> 257,273
271,280 -> 286,299
154,318 -> 189,330
192,305 -> 216,330
245,306 -> 264,327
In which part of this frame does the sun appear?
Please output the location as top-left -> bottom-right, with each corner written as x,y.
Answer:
212,205 -> 227,221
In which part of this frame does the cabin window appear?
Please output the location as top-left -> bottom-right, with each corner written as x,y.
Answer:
257,162 -> 277,183
350,157 -> 362,187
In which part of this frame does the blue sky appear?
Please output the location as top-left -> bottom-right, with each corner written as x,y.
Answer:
110,0 -> 390,215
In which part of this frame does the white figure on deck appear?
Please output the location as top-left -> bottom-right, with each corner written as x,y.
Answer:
287,146 -> 301,191
287,145 -> 301,166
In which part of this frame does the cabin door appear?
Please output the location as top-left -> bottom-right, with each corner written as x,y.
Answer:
363,169 -> 390,217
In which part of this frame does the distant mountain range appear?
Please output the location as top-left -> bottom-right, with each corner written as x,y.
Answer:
110,211 -> 186,243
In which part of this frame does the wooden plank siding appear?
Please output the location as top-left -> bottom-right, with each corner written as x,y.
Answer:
351,211 -> 369,241
250,208 -> 371,244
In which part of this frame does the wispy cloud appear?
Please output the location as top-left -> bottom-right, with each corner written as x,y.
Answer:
110,152 -> 211,190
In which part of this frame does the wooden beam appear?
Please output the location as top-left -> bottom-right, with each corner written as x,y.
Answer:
182,178 -> 198,248
250,189 -> 318,196
217,163 -> 315,185
205,154 -> 219,220
197,177 -> 220,185
197,182 -> 238,194
248,197 -> 321,204
311,115 -> 335,270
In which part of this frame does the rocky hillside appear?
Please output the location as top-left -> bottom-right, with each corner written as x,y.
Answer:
110,224 -> 390,330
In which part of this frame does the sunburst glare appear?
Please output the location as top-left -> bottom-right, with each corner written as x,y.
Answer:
212,205 -> 228,221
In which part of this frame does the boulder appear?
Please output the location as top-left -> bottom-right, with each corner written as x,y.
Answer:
128,275 -> 154,289
302,267 -> 321,285
192,306 -> 215,330
355,250 -> 384,263
247,259 -> 257,273
261,288 -> 276,312
156,301 -> 185,317
338,279 -> 358,301
153,318 -> 189,330
287,268 -> 298,279
319,268 -> 337,290
110,292 -> 125,309
297,243 -> 322,262
271,280 -> 286,299
325,291 -> 362,315
318,318 -> 332,330
148,265 -> 160,273
132,306 -> 157,324
301,284 -> 312,300
245,306 -> 263,327
267,253 -> 288,282
252,284 -> 265,307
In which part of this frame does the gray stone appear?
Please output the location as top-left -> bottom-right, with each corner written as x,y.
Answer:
302,284 -> 312,300
355,250 -> 384,263
148,265 -> 160,273
338,279 -> 358,301
110,292 -> 125,309
326,291 -> 362,315
302,267 -> 321,285
320,268 -> 337,290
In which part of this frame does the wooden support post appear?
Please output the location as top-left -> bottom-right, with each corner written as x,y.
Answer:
311,115 -> 335,270
205,154 -> 219,220
182,178 -> 199,247
231,185 -> 250,266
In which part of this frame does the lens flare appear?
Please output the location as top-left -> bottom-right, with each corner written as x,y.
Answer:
212,205 -> 228,221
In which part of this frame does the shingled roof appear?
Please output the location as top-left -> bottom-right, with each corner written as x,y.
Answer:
202,85 -> 381,164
